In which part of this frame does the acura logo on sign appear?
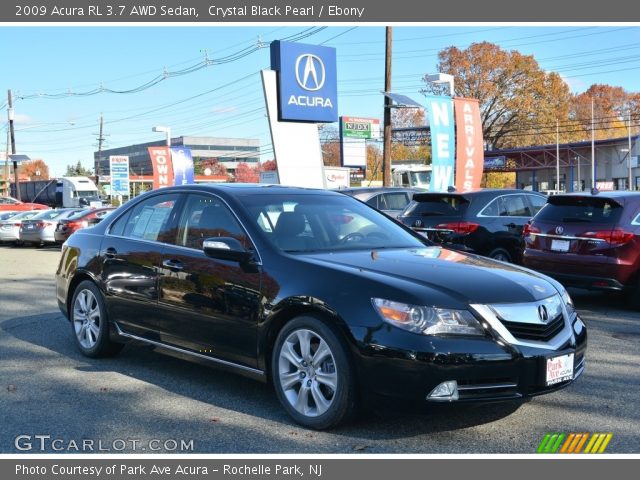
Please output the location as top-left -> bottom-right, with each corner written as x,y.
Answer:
295,54 -> 326,91
538,305 -> 549,322
555,226 -> 564,235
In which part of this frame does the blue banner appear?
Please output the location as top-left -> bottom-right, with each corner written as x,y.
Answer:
170,147 -> 195,186
425,95 -> 455,192
270,40 -> 338,123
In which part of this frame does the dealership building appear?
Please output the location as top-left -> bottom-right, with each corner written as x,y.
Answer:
94,136 -> 261,181
484,135 -> 639,192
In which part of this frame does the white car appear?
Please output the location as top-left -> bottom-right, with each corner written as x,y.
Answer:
0,211 -> 41,244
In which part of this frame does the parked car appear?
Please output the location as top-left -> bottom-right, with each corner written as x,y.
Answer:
54,207 -> 116,244
0,211 -> 21,221
19,208 -> 86,246
0,196 -> 48,211
0,210 -> 41,244
56,184 -> 585,429
397,189 -> 547,263
523,191 -> 640,307
338,187 -> 424,218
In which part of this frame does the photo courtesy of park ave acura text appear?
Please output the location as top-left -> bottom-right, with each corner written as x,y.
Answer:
0,10 -> 639,457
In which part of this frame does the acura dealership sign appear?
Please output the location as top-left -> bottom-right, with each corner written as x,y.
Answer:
270,40 -> 338,122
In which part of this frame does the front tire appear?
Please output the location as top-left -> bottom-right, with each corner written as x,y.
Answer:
272,316 -> 356,429
70,280 -> 123,358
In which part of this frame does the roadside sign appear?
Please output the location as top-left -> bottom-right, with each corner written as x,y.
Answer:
110,156 -> 130,196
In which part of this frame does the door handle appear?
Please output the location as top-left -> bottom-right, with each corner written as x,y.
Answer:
504,223 -> 517,228
104,247 -> 117,258
162,259 -> 184,272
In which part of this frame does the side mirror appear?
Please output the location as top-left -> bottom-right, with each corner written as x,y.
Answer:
203,237 -> 252,263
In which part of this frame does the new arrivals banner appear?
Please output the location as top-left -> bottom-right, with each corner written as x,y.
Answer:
425,95 -> 455,192
148,146 -> 174,190
170,147 -> 195,186
454,98 -> 484,192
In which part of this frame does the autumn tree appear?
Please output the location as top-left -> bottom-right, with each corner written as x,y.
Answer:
21,159 -> 50,180
261,159 -> 277,171
423,42 -> 571,149
319,124 -> 341,166
365,145 -> 383,183
569,84 -> 640,141
234,162 -> 260,183
196,157 -> 229,179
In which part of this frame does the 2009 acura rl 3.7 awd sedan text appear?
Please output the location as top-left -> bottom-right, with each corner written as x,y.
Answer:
56,184 -> 586,429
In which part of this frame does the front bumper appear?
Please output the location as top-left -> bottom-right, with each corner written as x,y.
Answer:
349,315 -> 587,405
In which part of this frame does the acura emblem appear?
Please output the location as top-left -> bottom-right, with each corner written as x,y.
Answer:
555,225 -> 564,235
295,54 -> 326,91
538,305 -> 549,322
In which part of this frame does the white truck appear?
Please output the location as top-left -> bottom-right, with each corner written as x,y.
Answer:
391,163 -> 432,189
15,176 -> 102,208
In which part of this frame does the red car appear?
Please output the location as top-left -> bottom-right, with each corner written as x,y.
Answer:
0,196 -> 49,211
54,207 -> 115,244
523,192 -> 640,307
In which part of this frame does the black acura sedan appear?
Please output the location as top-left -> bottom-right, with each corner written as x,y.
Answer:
56,184 -> 586,429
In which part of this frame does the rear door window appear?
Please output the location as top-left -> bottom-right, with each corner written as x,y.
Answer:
527,194 -> 547,215
535,196 -> 623,224
381,192 -> 410,210
482,195 -> 531,217
109,193 -> 181,242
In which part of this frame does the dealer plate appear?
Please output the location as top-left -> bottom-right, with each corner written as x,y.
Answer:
551,239 -> 570,252
546,353 -> 574,386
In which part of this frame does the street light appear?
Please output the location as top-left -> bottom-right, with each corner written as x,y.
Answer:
425,73 -> 455,96
152,125 -> 171,147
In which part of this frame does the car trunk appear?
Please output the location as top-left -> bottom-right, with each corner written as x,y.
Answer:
400,193 -> 473,242
526,195 -> 631,257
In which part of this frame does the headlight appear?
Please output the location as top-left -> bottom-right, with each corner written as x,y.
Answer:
561,289 -> 576,319
372,298 -> 485,336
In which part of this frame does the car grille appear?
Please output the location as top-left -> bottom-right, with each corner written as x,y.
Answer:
501,313 -> 565,342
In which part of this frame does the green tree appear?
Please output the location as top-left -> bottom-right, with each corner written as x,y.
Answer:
65,161 -> 93,177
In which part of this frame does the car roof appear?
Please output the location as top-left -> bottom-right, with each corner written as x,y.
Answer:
413,188 -> 542,199
144,183 -> 343,197
554,191 -> 640,199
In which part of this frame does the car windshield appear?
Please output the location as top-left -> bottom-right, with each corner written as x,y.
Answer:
402,194 -> 469,217
5,211 -> 39,221
239,193 -> 426,252
32,209 -> 75,220
535,196 -> 623,224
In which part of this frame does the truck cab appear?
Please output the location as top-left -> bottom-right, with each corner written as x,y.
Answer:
391,164 -> 432,189
61,177 -> 102,208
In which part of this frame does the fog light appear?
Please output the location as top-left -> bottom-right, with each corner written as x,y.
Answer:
427,380 -> 459,401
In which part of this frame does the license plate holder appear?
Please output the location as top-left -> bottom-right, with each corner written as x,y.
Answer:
551,239 -> 570,252
545,353 -> 574,386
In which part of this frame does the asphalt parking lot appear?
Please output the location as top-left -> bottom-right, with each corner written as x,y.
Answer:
0,244 -> 638,453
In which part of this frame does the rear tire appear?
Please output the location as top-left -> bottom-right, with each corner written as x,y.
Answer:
70,280 -> 123,358
488,247 -> 512,263
272,316 -> 356,430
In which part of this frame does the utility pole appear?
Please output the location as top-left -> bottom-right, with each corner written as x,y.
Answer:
628,110 -> 633,191
591,97 -> 595,191
382,26 -> 393,187
94,114 -> 107,188
7,89 -> 20,200
4,129 -> 9,196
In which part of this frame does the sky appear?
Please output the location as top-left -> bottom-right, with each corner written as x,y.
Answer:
1,25 -> 639,176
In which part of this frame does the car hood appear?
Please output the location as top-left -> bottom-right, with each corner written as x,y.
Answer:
301,246 -> 558,305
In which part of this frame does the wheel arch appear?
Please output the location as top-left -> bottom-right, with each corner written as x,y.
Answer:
259,297 -> 359,384
66,270 -> 102,320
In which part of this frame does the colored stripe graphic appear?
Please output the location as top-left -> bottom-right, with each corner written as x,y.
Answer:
538,433 -> 613,453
